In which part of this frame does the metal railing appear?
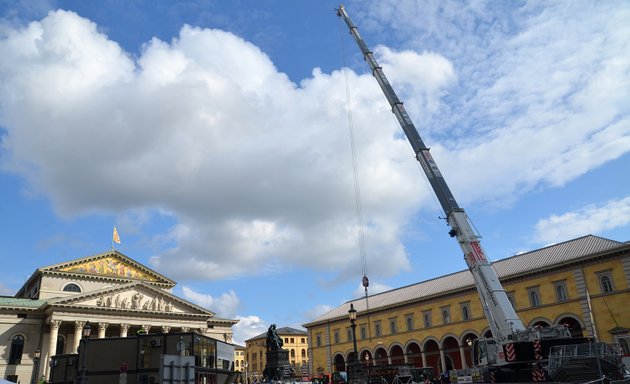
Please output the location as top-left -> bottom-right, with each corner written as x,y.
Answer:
548,342 -> 623,383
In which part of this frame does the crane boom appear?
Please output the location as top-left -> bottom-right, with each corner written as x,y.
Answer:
337,5 -> 526,342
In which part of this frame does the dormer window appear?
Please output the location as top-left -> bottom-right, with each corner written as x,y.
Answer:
63,283 -> 82,293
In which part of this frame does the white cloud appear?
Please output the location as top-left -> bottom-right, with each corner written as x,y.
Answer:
359,0 -> 630,208
1,1 -> 629,290
352,280 -> 392,300
1,10 -> 440,284
302,304 -> 334,324
533,196 -> 630,244
0,283 -> 14,296
231,315 -> 268,346
180,286 -> 240,319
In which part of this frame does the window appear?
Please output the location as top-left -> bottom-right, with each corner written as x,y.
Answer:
301,349 -> 306,358
441,306 -> 451,324
461,303 -> 471,321
598,271 -> 614,293
333,330 -> 340,344
360,325 -> 367,340
405,315 -> 414,331
374,322 -> 381,337
554,281 -> 568,302
290,349 -> 295,358
9,335 -> 25,364
527,287 -> 541,307
56,335 -> 66,355
347,328 -> 352,342
290,338 -> 294,343
301,338 -> 305,343
316,334 -> 321,347
423,311 -> 432,328
389,318 -> 397,334
63,283 -> 81,292
507,292 -> 517,309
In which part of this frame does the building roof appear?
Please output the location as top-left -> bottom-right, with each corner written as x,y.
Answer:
246,326 -> 307,342
304,235 -> 626,326
0,296 -> 46,309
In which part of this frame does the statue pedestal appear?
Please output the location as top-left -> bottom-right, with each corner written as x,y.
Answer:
263,349 -> 290,381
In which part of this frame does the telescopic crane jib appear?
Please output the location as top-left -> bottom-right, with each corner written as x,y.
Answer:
336,3 -> 525,344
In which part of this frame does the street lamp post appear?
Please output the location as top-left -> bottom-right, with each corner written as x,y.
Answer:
78,322 -> 91,384
347,304 -> 362,384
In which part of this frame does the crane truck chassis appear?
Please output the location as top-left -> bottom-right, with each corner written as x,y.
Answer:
336,5 -> 625,383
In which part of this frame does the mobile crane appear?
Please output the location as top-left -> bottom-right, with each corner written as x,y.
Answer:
336,5 -> 623,383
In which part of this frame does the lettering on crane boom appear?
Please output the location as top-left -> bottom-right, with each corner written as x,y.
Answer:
467,242 -> 487,263
423,151 -> 442,177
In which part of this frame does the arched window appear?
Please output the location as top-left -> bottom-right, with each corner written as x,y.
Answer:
301,349 -> 306,358
290,349 -> 295,358
442,309 -> 450,324
600,275 -> 613,293
462,305 -> 470,321
555,283 -> 568,302
530,291 -> 541,307
63,283 -> 81,293
9,335 -> 25,364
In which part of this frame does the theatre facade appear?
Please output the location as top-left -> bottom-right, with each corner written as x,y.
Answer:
0,250 -> 237,384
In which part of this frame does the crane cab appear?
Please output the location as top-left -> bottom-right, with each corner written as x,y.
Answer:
472,338 -> 498,367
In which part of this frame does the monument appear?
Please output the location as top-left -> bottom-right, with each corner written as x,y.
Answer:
262,324 -> 293,381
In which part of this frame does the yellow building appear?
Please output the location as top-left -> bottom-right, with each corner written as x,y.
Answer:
234,344 -> 246,382
303,235 -> 630,378
244,326 -> 309,382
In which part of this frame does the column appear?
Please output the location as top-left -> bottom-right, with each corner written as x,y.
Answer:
421,351 -> 427,368
439,349 -> 446,374
161,326 -> 171,334
98,323 -> 109,338
73,321 -> 86,353
45,320 -> 62,378
120,323 -> 130,337
459,345 -> 467,369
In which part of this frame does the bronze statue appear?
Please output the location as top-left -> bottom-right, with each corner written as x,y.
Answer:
266,324 -> 283,351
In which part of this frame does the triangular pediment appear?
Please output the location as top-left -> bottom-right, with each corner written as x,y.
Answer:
41,250 -> 175,287
48,283 -> 214,317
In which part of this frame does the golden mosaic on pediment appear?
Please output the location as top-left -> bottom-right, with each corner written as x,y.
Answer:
60,256 -> 157,281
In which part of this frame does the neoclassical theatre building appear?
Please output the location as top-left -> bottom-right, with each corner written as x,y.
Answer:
0,250 -> 237,384
304,235 -> 630,377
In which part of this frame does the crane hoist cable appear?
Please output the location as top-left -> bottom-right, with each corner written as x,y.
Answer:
338,17 -> 372,340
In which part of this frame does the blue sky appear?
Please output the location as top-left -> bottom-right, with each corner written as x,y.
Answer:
1,0 -> 629,345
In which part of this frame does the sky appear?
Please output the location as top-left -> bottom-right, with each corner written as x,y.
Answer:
0,0 -> 629,346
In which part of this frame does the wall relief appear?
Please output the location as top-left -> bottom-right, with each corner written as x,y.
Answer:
95,292 -> 173,312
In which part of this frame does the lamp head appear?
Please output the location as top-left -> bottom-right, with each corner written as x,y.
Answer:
82,322 -> 92,338
348,303 -> 357,321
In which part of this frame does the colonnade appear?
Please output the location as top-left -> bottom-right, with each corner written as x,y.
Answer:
44,319 -> 196,378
